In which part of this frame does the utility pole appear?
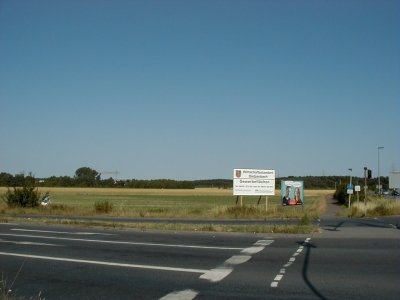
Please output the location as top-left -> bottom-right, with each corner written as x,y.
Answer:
364,167 -> 368,216
364,167 -> 367,201
378,146 -> 384,196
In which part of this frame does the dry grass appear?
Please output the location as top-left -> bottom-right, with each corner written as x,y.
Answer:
350,196 -> 400,217
0,187 -> 331,233
0,187 -> 330,220
0,187 -> 334,196
37,187 -> 233,196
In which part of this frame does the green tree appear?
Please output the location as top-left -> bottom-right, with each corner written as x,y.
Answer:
0,172 -> 13,186
2,177 -> 42,207
74,167 -> 100,187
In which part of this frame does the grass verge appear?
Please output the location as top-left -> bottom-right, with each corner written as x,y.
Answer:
334,195 -> 400,218
0,216 -> 319,234
0,188 -> 331,234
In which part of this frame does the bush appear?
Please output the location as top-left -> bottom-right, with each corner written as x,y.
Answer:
225,206 -> 261,219
2,185 -> 41,208
94,201 -> 113,214
372,204 -> 392,216
299,213 -> 311,225
333,183 -> 347,205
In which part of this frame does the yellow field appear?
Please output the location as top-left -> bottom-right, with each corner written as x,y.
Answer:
0,187 -> 333,220
0,187 -> 334,196
0,187 -> 231,196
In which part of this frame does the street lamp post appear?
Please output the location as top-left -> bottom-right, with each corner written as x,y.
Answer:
378,146 -> 384,195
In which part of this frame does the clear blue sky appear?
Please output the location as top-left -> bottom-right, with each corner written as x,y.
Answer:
1,0 -> 399,180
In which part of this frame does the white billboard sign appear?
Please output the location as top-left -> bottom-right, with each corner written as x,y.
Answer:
233,169 -> 275,196
389,172 -> 400,189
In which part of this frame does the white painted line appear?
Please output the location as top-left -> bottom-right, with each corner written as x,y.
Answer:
11,229 -> 116,236
241,246 -> 264,255
200,267 -> 233,282
0,239 -> 60,247
269,236 -> 312,289
201,239 -> 273,283
284,263 -> 292,268
159,289 -> 198,300
0,251 -> 207,274
225,255 -> 251,265
274,274 -> 283,281
255,240 -> 274,246
0,233 -> 242,251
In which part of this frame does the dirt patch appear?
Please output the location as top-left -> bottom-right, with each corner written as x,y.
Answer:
322,194 -> 343,218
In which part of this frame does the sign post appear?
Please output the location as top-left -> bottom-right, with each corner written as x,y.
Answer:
347,183 -> 354,209
355,185 -> 361,204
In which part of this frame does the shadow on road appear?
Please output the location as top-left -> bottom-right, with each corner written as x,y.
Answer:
323,218 -> 396,231
323,220 -> 345,231
301,241 -> 330,300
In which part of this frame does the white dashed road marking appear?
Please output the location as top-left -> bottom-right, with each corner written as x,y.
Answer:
161,239 -> 274,299
270,237 -> 311,288
159,289 -> 199,300
200,239 -> 274,283
2,227 -> 274,299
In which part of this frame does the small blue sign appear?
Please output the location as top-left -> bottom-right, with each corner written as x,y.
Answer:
347,184 -> 353,190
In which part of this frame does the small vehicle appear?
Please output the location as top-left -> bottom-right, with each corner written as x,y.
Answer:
41,195 -> 51,206
392,189 -> 400,197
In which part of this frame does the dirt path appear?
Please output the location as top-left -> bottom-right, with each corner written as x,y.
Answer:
321,194 -> 343,219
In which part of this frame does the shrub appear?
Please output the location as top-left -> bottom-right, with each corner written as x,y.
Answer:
94,200 -> 113,214
333,183 -> 347,205
299,213 -> 311,225
2,185 -> 41,208
225,206 -> 261,218
373,204 -> 392,216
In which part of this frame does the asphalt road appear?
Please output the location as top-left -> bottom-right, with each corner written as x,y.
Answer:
1,213 -> 399,300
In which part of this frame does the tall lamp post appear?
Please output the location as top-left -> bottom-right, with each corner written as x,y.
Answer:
378,146 -> 384,195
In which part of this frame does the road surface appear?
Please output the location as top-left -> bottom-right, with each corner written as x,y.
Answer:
0,202 -> 399,299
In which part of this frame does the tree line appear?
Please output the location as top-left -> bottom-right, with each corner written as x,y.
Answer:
0,168 -> 389,190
